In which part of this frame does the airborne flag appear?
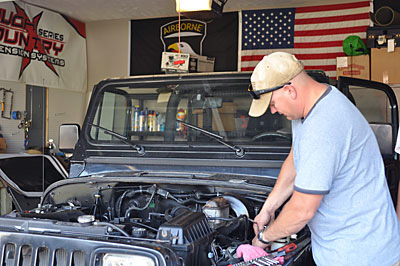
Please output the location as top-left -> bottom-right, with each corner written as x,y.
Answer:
130,13 -> 238,75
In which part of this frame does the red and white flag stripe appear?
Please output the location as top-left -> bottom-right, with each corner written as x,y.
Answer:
240,1 -> 372,78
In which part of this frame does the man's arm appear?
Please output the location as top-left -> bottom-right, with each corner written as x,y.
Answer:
397,180 -> 400,220
253,191 -> 323,248
253,148 -> 296,234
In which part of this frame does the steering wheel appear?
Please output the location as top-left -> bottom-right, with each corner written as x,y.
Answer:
251,132 -> 291,141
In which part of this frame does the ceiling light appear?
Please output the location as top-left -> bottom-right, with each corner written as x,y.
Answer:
175,0 -> 227,22
176,0 -> 212,12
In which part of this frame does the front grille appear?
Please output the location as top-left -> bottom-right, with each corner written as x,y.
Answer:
1,241 -> 86,266
0,217 -> 173,266
4,243 -> 15,265
0,229 -> 172,266
21,245 -> 32,266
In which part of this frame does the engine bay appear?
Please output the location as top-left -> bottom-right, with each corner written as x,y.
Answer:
15,178 -> 311,266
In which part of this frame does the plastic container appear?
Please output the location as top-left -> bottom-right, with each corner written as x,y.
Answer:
139,111 -> 145,132
144,107 -> 149,131
176,109 -> 186,131
148,111 -> 154,132
133,105 -> 140,132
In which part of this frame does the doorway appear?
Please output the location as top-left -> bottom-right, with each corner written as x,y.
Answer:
25,85 -> 48,152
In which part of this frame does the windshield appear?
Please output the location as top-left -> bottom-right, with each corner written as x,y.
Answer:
89,75 -> 291,146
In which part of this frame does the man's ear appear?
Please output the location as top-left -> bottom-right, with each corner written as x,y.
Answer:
286,84 -> 297,100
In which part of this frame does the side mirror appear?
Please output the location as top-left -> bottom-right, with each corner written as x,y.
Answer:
59,124 -> 80,154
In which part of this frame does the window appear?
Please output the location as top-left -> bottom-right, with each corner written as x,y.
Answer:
88,77 -> 291,145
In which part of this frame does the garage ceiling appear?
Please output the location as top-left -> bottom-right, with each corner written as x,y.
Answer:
21,0 -> 364,22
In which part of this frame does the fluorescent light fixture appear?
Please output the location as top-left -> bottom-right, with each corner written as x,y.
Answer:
176,0 -> 212,12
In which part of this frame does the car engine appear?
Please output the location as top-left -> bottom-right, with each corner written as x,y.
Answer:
11,178 -> 309,266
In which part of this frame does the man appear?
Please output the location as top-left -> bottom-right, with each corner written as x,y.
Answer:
248,52 -> 400,265
397,182 -> 400,220
394,129 -> 400,220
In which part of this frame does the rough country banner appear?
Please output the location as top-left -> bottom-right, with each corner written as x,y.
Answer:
0,1 -> 87,91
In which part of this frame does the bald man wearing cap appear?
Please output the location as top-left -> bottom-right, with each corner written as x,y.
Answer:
249,52 -> 400,266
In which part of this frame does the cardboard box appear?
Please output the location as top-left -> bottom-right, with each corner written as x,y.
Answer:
161,52 -> 215,73
336,55 -> 370,80
190,54 -> 215,72
371,47 -> 400,84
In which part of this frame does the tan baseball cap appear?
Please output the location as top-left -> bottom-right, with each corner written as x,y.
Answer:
248,52 -> 304,117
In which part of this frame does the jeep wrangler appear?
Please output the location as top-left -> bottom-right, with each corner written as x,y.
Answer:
0,72 -> 398,266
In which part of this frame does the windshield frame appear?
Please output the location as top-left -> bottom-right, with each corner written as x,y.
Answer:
83,73 -> 292,152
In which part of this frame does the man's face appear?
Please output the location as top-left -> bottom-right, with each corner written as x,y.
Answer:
269,86 -> 299,120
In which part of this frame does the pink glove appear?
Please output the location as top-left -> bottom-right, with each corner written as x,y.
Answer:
236,244 -> 269,261
275,256 -> 285,265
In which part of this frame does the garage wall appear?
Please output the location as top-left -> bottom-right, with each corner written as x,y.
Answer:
0,19 -> 129,154
48,88 -> 86,149
0,80 -> 87,153
83,6 -> 400,128
86,19 -> 130,104
0,80 -> 26,153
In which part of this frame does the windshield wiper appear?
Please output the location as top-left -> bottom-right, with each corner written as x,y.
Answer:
89,123 -> 145,155
177,120 -> 245,158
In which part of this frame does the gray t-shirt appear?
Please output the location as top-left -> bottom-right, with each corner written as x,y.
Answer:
292,86 -> 400,266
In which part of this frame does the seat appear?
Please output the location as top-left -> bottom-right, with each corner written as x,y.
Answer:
245,111 -> 284,139
370,122 -> 393,157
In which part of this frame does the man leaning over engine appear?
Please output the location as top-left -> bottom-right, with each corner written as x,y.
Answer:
248,51 -> 400,266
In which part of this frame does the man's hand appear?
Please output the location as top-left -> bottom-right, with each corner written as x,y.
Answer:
252,234 -> 271,249
252,209 -> 274,249
254,191 -> 323,250
253,209 -> 275,235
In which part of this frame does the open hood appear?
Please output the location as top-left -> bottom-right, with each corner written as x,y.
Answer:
0,154 -> 67,212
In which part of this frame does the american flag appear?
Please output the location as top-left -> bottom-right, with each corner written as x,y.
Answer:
240,1 -> 371,78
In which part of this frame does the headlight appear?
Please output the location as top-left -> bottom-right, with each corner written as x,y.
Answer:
102,253 -> 155,266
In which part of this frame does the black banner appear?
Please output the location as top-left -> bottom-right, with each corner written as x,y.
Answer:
374,0 -> 400,12
130,12 -> 238,75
